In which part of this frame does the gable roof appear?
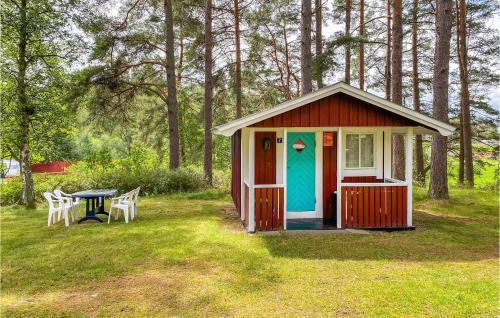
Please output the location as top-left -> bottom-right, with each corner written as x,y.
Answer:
214,82 -> 455,137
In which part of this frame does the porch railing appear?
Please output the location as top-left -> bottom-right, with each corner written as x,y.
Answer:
340,179 -> 408,228
254,184 -> 284,231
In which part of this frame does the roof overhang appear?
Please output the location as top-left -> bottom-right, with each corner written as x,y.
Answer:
214,82 -> 455,137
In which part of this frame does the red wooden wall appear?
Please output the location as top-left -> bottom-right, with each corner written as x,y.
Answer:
254,131 -> 277,185
32,161 -> 73,174
231,130 -> 242,216
251,93 -> 421,128
322,132 -> 337,221
342,176 -> 383,183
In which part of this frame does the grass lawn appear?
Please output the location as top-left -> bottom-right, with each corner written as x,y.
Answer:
1,187 -> 498,317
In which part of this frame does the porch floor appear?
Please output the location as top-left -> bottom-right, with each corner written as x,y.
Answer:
286,218 -> 339,231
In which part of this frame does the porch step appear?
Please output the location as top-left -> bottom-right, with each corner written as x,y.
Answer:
286,218 -> 338,231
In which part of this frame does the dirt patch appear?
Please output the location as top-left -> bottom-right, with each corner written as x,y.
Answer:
413,209 -> 476,225
217,205 -> 246,232
3,268 -> 225,317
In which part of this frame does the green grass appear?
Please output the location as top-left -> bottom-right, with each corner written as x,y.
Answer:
1,188 -> 498,317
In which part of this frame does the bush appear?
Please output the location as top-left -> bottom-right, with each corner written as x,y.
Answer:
0,166 -> 208,206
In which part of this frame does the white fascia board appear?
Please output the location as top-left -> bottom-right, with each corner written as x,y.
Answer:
213,82 -> 456,137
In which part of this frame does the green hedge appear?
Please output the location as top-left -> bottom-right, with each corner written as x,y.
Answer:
0,166 -> 220,206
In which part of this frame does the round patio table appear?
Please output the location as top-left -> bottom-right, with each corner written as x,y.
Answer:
71,189 -> 118,223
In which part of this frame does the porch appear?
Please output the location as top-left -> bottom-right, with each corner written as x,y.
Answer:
238,127 -> 414,232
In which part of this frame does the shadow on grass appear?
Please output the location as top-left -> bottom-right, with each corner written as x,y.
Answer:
260,211 -> 499,262
1,200 -> 281,304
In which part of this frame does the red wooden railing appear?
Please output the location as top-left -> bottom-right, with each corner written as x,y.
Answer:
341,184 -> 407,228
255,186 -> 284,231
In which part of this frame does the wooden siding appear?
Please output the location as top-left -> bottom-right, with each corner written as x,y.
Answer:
230,130 -> 242,216
251,93 -> 419,128
341,185 -> 407,228
322,132 -> 337,221
342,176 -> 382,183
254,131 -> 277,184
255,187 -> 284,231
32,161 -> 73,174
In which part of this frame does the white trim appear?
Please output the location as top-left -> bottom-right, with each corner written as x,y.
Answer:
316,131 -> 323,218
383,128 -> 392,179
248,130 -> 255,232
405,127 -> 414,227
254,184 -> 284,188
336,128 -> 342,228
340,182 -> 408,187
283,128 -> 288,230
213,82 -> 455,137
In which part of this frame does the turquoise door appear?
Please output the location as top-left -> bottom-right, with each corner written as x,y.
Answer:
287,132 -> 316,212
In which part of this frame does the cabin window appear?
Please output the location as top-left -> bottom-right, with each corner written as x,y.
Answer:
345,134 -> 374,168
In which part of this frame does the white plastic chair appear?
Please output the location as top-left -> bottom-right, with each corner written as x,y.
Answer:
56,189 -> 80,210
44,192 -> 69,227
108,191 -> 134,224
120,187 -> 140,220
53,189 -> 77,223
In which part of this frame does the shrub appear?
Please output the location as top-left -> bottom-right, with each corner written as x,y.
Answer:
0,166 -> 209,206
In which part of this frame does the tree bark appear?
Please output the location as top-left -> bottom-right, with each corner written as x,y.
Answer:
204,0 -> 213,185
457,0 -> 473,187
359,0 -> 365,90
315,0 -> 323,88
17,0 -> 35,208
301,0 -> 313,94
412,0 -> 425,185
429,0 -> 452,199
345,0 -> 351,84
385,0 -> 391,100
458,98 -> 465,184
391,0 -> 405,181
164,0 -> 180,169
234,0 -> 242,118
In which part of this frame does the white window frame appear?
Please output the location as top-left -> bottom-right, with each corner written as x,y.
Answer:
344,133 -> 376,170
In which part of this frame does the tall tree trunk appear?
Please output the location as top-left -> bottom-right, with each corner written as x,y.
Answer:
301,0 -> 313,94
391,0 -> 405,181
457,0 -> 474,187
315,0 -> 323,88
458,93 -> 465,184
164,0 -> 180,169
359,0 -> 365,90
412,0 -> 425,185
204,0 -> 213,185
385,0 -> 391,99
345,0 -> 351,84
234,0 -> 242,118
178,24 -> 185,163
18,0 -> 35,208
429,0 -> 452,199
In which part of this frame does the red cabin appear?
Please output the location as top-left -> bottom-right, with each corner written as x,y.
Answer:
215,82 -> 454,232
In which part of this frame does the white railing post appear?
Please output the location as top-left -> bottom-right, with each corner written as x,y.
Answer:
336,128 -> 342,228
405,127 -> 413,227
248,130 -> 256,232
283,128 -> 287,230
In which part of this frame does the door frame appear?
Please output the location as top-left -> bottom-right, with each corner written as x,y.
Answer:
285,129 -> 323,219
